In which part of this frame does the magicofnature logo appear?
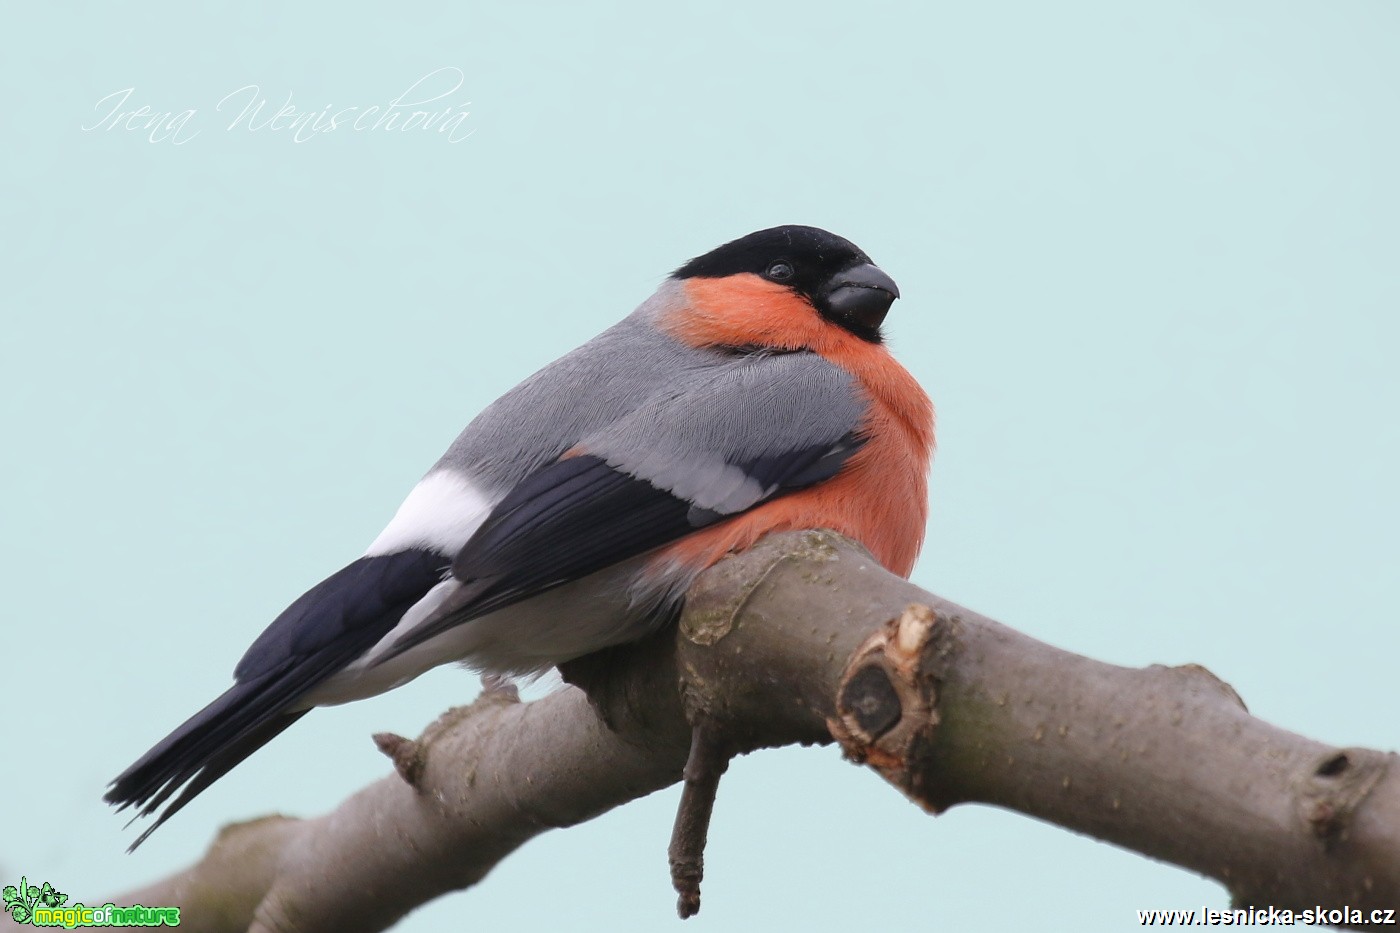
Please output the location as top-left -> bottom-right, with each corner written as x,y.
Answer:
2,877 -> 179,928
3,877 -> 66,924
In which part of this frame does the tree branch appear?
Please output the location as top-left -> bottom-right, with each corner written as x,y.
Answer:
111,530 -> 1400,932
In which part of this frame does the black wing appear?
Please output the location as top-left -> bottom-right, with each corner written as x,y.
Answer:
377,433 -> 862,659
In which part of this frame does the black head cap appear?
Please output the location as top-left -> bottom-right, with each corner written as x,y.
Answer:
673,225 -> 900,343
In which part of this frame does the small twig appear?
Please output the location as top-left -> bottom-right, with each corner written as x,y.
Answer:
371,732 -> 424,789
667,723 -> 731,919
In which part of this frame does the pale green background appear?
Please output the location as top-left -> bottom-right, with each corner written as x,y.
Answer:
3,2 -> 1398,930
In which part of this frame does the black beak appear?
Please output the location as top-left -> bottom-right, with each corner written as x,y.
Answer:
819,263 -> 900,341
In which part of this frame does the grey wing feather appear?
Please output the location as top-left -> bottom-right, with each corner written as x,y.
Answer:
432,283 -> 718,492
581,349 -> 868,514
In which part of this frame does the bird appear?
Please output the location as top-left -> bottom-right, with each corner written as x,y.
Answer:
105,224 -> 935,849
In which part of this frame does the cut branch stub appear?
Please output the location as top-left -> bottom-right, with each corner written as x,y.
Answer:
1296,747 -> 1393,850
373,688 -> 525,791
372,732 -> 424,789
828,604 -> 948,810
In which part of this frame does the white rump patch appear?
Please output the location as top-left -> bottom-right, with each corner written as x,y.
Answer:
364,470 -> 495,557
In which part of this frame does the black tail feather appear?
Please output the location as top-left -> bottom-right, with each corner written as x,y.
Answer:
104,663 -> 319,851
118,710 -> 308,851
104,636 -> 364,849
106,548 -> 449,848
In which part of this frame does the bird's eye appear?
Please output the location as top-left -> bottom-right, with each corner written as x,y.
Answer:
766,262 -> 795,281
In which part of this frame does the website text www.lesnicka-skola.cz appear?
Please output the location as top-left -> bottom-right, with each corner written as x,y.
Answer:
1137,905 -> 1397,926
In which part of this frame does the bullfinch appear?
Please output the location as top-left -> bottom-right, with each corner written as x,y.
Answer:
106,224 -> 935,848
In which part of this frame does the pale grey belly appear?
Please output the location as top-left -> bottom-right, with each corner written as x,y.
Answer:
301,556 -> 684,707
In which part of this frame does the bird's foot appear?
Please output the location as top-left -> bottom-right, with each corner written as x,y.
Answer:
480,671 -> 520,700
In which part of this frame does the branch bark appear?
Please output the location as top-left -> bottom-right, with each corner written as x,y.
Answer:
110,530 -> 1400,931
